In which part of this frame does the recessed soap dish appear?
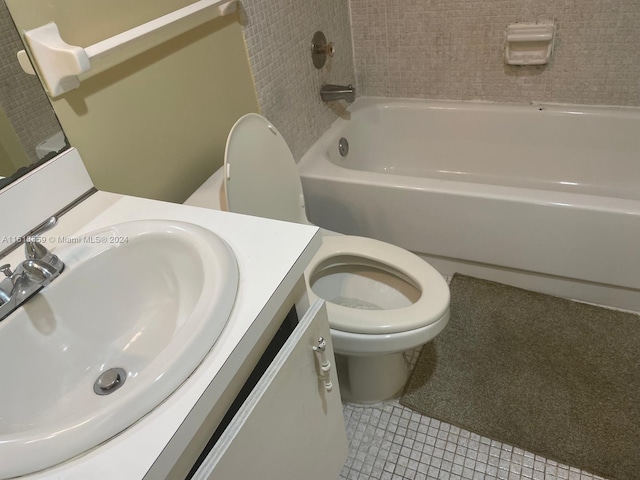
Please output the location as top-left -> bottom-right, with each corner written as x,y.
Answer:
505,23 -> 555,66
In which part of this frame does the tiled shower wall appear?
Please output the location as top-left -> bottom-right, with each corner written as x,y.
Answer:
239,0 -> 355,160
350,0 -> 640,106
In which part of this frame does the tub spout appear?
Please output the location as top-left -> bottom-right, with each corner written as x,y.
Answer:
320,84 -> 355,103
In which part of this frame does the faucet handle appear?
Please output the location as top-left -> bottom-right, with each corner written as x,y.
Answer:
25,217 -> 57,258
24,217 -> 65,273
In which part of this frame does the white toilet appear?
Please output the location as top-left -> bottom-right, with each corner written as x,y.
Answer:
185,113 -> 450,403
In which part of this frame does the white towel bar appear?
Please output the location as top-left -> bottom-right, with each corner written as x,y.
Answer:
16,0 -> 237,98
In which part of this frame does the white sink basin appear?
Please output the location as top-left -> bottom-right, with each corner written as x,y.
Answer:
0,220 -> 238,478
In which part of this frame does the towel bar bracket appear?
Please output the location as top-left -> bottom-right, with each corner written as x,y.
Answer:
16,0 -> 237,97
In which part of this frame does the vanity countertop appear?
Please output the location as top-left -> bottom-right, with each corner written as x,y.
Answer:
4,190 -> 321,479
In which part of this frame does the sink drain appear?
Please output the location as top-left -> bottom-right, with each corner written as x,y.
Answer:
94,367 -> 127,395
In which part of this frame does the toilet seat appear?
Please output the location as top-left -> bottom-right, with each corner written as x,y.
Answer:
306,235 -> 450,335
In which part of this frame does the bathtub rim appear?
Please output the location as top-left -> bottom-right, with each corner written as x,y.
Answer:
299,96 -> 640,216
332,95 -> 640,120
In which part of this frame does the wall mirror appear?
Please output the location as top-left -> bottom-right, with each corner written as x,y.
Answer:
0,0 -> 68,190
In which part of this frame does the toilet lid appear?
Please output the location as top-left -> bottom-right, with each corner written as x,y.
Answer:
224,113 -> 309,224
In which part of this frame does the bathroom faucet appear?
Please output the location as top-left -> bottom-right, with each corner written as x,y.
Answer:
320,84 -> 355,103
0,260 -> 61,321
24,216 -> 64,271
0,216 -> 65,321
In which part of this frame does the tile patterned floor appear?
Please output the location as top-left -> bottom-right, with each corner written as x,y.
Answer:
338,276 -> 610,480
339,374 -> 608,480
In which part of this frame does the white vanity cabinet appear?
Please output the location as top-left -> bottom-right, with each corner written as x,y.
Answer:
193,299 -> 348,480
0,154 -> 347,479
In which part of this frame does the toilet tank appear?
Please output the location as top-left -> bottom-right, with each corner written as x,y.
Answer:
184,167 -> 228,211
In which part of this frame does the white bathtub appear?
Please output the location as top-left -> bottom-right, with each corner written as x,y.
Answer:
298,98 -> 640,311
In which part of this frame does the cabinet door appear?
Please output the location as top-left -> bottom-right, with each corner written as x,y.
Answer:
193,299 -> 348,480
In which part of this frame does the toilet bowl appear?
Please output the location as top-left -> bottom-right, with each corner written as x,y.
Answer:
185,113 -> 450,403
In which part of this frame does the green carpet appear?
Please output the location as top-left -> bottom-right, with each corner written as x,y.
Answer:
400,274 -> 640,480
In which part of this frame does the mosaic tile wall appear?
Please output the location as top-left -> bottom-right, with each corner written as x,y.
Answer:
0,1 -> 63,164
350,0 -> 640,106
239,0 -> 355,160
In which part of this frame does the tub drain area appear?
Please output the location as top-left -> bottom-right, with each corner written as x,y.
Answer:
94,368 -> 127,395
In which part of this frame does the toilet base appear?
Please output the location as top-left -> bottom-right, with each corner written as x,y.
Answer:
336,352 -> 409,404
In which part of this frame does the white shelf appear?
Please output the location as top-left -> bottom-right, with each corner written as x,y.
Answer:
16,0 -> 237,97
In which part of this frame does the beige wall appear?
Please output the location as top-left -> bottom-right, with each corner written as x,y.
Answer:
351,0 -> 640,106
7,0 -> 259,203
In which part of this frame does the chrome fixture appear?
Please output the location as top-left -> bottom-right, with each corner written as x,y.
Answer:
25,216 -> 64,271
320,84 -> 355,103
94,368 -> 128,395
312,31 -> 334,69
0,216 -> 64,321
